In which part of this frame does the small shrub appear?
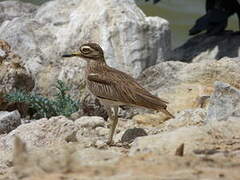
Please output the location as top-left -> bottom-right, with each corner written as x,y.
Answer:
5,80 -> 80,119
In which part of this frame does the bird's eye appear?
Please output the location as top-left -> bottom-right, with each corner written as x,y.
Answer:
80,46 -> 91,53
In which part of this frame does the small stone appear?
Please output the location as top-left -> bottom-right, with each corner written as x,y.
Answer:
0,110 -> 21,134
0,49 -> 6,57
75,116 -> 105,129
70,110 -> 83,120
96,127 -> 108,136
94,140 -> 107,149
121,128 -> 147,143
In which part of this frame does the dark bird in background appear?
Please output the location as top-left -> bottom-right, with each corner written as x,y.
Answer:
144,0 -> 161,4
189,0 -> 240,35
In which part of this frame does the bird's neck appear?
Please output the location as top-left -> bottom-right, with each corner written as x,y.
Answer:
86,59 -> 107,74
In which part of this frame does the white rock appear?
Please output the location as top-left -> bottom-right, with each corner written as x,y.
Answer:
0,0 -> 170,97
0,1 -> 37,24
73,147 -> 121,166
207,81 -> 240,122
96,127 -> 109,136
0,110 -> 21,134
129,126 -> 211,155
130,112 -> 240,156
138,58 -> 240,114
0,116 -> 78,150
162,108 -> 207,131
75,116 -> 105,129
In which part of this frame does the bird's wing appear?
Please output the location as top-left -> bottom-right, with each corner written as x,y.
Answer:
87,66 -> 168,109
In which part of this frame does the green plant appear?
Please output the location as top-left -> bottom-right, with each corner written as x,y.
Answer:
5,80 -> 80,119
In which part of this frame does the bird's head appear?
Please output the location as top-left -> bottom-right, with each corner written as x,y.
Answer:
62,43 -> 105,62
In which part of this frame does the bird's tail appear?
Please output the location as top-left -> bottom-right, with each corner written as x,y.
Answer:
160,108 -> 175,119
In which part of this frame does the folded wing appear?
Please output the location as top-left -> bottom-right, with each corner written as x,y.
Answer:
87,66 -> 169,111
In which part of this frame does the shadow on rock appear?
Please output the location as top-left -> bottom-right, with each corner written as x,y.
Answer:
171,31 -> 240,62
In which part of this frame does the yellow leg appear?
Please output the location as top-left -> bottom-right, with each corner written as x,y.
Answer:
106,106 -> 119,145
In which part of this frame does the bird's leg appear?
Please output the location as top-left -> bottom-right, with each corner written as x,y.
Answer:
104,105 -> 114,145
107,106 -> 119,145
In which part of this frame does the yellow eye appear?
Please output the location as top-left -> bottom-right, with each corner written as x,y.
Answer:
80,46 -> 91,53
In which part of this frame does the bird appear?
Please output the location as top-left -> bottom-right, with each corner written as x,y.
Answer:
62,43 -> 174,145
144,0 -> 161,4
189,0 -> 240,36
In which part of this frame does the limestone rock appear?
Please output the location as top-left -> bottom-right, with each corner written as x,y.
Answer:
1,118 -> 240,179
75,116 -> 105,129
133,113 -> 170,127
130,109 -> 240,156
0,39 -> 10,62
0,54 -> 34,93
161,108 -> 207,131
129,109 -> 208,155
72,147 -> 121,166
96,127 -> 109,136
0,0 -> 170,98
138,58 -> 240,115
0,116 -> 78,150
0,110 -> 21,134
0,1 -> 37,25
207,81 -> 240,122
0,40 -> 35,116
130,126 -> 212,155
130,119 -> 240,156
171,32 -> 240,62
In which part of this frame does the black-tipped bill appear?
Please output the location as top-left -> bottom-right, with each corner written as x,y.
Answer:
62,52 -> 81,58
62,54 -> 74,58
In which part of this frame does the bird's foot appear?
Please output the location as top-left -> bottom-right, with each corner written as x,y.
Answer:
106,139 -> 114,146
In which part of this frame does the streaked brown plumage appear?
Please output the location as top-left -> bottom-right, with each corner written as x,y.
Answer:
62,43 -> 174,145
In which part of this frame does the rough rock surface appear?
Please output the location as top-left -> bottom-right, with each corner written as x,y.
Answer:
1,81 -> 240,178
0,40 -> 35,116
0,48 -> 34,94
130,83 -> 240,156
171,32 -> 240,62
0,113 -> 240,180
0,0 -> 170,97
75,116 -> 105,129
137,57 -> 240,118
0,1 -> 37,25
1,1 -> 240,180
0,116 -> 78,150
207,81 -> 240,122
0,110 -> 21,134
130,118 -> 240,156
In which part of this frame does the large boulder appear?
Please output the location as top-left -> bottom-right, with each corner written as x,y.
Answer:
130,118 -> 240,155
0,40 -> 35,116
130,82 -> 240,156
0,116 -> 78,150
130,109 -> 240,156
0,115 -> 111,150
171,32 -> 240,62
0,1 -> 37,25
0,0 -> 170,97
137,57 -> 240,117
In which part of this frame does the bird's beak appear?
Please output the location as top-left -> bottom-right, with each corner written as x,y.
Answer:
62,52 -> 82,58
